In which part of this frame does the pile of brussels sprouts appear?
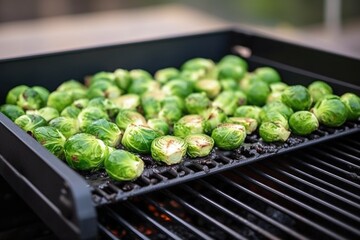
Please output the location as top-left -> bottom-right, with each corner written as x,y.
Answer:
1,55 -> 360,182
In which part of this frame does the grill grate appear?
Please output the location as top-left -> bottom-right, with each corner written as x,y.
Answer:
97,132 -> 360,240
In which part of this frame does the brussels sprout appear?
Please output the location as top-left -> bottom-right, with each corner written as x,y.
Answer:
218,55 -> 248,71
162,79 -> 193,98
220,78 -> 239,91
68,88 -> 88,101
180,68 -> 207,82
0,104 -> 25,121
72,98 -> 89,110
129,69 -> 152,81
340,93 -> 360,121
289,111 -> 319,135
213,90 -> 247,116
281,85 -> 312,111
259,122 -> 290,143
114,69 -> 131,91
57,79 -> 86,92
49,117 -> 79,138
6,85 -> 29,105
234,105 -> 262,124
270,82 -> 288,92
254,67 -> 281,85
239,73 -> 262,93
211,123 -> 246,150
161,95 -> 185,111
60,106 -> 80,119
105,150 -> 144,181
89,71 -> 116,86
64,133 -> 110,170
194,79 -> 221,99
261,101 -> 294,120
47,91 -> 73,112
115,109 -> 147,130
141,93 -> 163,119
182,58 -> 215,73
260,110 -> 289,130
147,118 -> 169,135
185,134 -> 214,158
128,78 -> 160,96
158,105 -> 183,125
32,86 -> 50,104
173,115 -> 205,138
33,126 -> 66,158
308,81 -> 333,103
266,91 -> 283,104
17,88 -> 44,110
217,64 -> 245,81
111,94 -> 140,110
185,92 -> 211,114
226,117 -> 258,134
121,124 -> 161,154
202,107 -> 227,134
155,67 -> 180,84
312,96 -> 347,127
87,80 -> 122,99
246,80 -> 270,106
14,114 -> 47,134
151,136 -> 187,165
27,107 -> 59,122
77,107 -> 109,131
88,97 -> 119,117
85,119 -> 122,147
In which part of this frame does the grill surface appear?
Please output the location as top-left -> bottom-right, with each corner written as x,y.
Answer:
97,132 -> 360,240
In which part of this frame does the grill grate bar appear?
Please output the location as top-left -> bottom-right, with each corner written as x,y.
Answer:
179,183 -> 281,240
164,190 -> 247,240
98,223 -> 119,240
198,179 -> 309,240
317,145 -> 360,165
337,141 -> 360,155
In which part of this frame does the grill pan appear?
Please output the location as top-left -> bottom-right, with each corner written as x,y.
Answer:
0,28 -> 360,239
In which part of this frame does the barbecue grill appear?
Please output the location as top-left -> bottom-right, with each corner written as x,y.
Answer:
0,28 -> 359,240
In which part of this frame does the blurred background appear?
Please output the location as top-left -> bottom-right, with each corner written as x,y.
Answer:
0,0 -> 360,59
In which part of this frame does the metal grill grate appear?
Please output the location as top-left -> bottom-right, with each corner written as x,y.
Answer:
97,132 -> 360,240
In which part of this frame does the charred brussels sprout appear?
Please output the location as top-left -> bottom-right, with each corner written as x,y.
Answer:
105,150 -> 144,181
259,122 -> 290,143
85,119 -> 122,147
308,81 -> 333,103
121,124 -> 161,154
185,134 -> 214,158
340,93 -> 360,121
33,126 -> 66,158
162,79 -> 193,98
289,111 -> 319,135
261,101 -> 293,120
77,107 -> 109,131
6,85 -> 29,105
114,69 -> 131,91
218,55 -> 248,71
47,91 -> 73,112
151,136 -> 187,165
115,109 -> 147,130
260,111 -> 289,130
217,64 -> 245,81
213,90 -> 247,116
60,106 -> 80,119
281,85 -> 312,111
111,94 -> 140,111
155,67 -> 180,85
27,107 -> 60,122
234,105 -> 262,124
0,104 -> 25,121
254,67 -> 281,85
194,79 -> 221,99
202,107 -> 227,134
173,115 -> 205,138
147,118 -> 169,136
64,133 -> 110,170
87,80 -> 122,99
88,97 -> 119,117
312,96 -> 347,127
49,117 -> 79,138
185,92 -> 211,114
14,114 -> 47,134
211,123 -> 246,150
17,88 -> 44,110
226,117 -> 258,134
246,80 -> 270,107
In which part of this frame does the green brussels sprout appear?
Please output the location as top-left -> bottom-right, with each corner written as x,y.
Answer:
173,115 -> 205,138
89,71 -> 116,86
161,95 -> 185,111
254,67 -> 281,85
266,91 -> 283,104
239,73 -> 262,93
246,80 -> 270,106
141,93 -> 163,119
226,117 -> 258,134
308,81 -> 333,103
185,92 -> 211,114
77,107 -> 109,131
218,55 -> 248,71
115,109 -> 147,130
220,78 -> 239,91
211,123 -> 246,150
88,97 -> 119,117
121,124 -> 161,154
182,58 -> 215,73
234,105 -> 262,124
0,104 -> 25,121
259,122 -> 290,142
162,79 -> 193,98
217,64 -> 245,81
194,79 -> 221,99
281,85 -> 312,111
147,118 -> 169,136
68,88 -> 88,101
202,107 -> 227,134
72,98 -> 89,109
105,150 -> 144,181
158,105 -> 183,125
185,134 -> 214,158
17,88 -> 44,110
49,117 -> 79,138
340,93 -> 360,121
289,111 -> 319,135
155,67 -> 180,85
6,85 -> 29,105
47,91 -> 73,112
60,106 -> 80,119
57,79 -> 86,92
113,69 -> 131,91
312,96 -> 347,127
129,69 -> 153,81
85,119 -> 122,147
111,94 -> 140,110
261,101 -> 294,120
32,86 -> 50,104
269,82 -> 288,92
33,126 -> 66,158
27,107 -> 59,122
64,133 -> 110,170
213,90 -> 247,116
260,110 -> 289,130
14,114 -> 47,134
180,68 -> 207,83
151,136 -> 187,165
87,80 -> 122,99
128,78 -> 160,96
